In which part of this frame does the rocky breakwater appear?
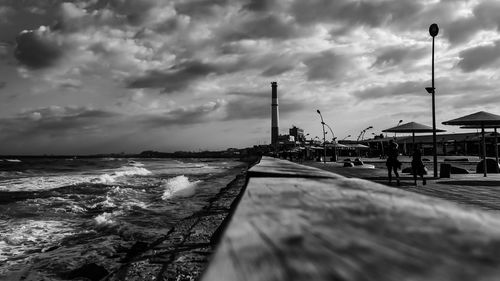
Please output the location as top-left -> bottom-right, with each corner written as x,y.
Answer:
103,169 -> 250,281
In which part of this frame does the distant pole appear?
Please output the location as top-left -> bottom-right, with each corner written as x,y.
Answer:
495,128 -> 499,169
482,124 -> 487,177
429,23 -> 439,178
317,110 -> 326,163
394,120 -> 403,137
324,122 -> 337,161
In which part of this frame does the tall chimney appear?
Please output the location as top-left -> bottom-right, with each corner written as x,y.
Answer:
271,82 -> 279,146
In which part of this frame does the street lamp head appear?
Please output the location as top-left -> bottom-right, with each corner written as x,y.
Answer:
425,87 -> 435,94
316,109 -> 321,114
399,119 -> 403,123
429,23 -> 439,37
368,126 -> 373,129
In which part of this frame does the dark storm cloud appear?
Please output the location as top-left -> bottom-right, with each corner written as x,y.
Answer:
303,51 -> 351,81
444,17 -> 483,46
140,101 -> 223,127
352,80 -> 425,100
261,64 -> 295,76
473,0 -> 500,27
290,0 -> 424,27
242,0 -> 277,12
457,41 -> 500,72
353,78 -> 497,101
223,14 -> 309,41
14,29 -> 63,68
127,61 -> 227,92
372,46 -> 426,68
0,106 -> 120,139
224,91 -> 307,120
174,0 -> 229,17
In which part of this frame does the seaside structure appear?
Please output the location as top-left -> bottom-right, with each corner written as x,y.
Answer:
289,126 -> 305,143
271,82 -> 279,148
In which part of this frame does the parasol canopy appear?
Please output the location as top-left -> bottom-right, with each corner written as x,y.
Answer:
382,122 -> 446,147
382,122 -> 445,133
442,111 -> 500,177
442,111 -> 500,126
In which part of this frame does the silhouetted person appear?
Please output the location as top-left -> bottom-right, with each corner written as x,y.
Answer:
386,139 -> 400,185
411,148 -> 426,185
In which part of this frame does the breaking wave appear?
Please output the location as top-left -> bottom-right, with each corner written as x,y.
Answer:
161,175 -> 200,200
91,166 -> 152,184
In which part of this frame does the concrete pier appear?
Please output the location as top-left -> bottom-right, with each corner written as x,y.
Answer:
202,156 -> 500,281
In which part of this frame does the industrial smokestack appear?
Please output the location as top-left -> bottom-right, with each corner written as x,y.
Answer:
271,82 -> 279,146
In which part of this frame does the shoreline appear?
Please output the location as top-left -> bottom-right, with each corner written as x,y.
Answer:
104,157 -> 256,281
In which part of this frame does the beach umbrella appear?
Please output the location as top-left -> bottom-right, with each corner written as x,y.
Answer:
443,111 -> 500,177
382,122 -> 446,148
347,143 -> 369,157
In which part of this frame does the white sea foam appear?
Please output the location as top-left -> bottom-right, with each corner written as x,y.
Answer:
94,211 -> 120,226
0,175 -> 89,192
92,166 -> 152,184
0,219 -> 77,274
161,175 -> 200,200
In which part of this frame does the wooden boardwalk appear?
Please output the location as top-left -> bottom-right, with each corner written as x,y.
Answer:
202,157 -> 500,281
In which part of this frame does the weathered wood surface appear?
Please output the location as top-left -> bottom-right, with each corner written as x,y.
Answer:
202,157 -> 500,281
247,157 -> 338,178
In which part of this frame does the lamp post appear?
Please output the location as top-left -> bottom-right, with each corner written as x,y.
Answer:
323,123 -> 336,141
342,135 -> 351,141
428,23 -> 439,178
362,126 -> 373,141
357,126 -> 373,142
323,122 -> 337,162
317,109 -> 326,163
394,120 -> 403,137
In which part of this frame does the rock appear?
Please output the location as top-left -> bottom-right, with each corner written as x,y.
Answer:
123,241 -> 149,262
476,159 -> 500,173
343,162 -> 354,167
402,166 -> 429,175
65,263 -> 109,281
353,158 -> 364,166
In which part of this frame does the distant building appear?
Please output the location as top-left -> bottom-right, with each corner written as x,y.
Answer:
289,126 -> 305,143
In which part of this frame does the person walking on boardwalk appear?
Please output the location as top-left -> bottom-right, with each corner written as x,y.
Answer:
386,139 -> 401,185
411,147 -> 426,186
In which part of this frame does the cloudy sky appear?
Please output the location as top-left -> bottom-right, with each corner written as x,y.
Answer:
1,0 -> 500,154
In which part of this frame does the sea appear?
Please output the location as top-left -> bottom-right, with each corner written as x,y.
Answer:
0,157 -> 247,279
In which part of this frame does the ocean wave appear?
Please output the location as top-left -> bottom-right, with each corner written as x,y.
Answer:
0,219 -> 77,274
3,159 -> 21,163
91,165 -> 152,184
0,176 -> 91,192
161,175 -> 200,200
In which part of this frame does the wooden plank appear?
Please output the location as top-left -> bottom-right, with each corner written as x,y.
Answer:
248,157 -> 338,178
203,175 -> 500,281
